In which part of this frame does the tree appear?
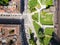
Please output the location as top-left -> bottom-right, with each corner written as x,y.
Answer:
0,0 -> 10,6
38,28 -> 45,45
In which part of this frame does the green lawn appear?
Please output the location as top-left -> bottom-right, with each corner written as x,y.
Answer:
33,21 -> 40,34
33,21 -> 40,31
32,13 -> 38,21
40,0 -> 53,7
40,11 -> 53,25
28,0 -> 38,12
45,28 -> 54,36
44,37 -> 52,45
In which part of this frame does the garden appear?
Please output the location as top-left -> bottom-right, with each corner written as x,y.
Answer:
29,0 -> 54,45
44,28 -> 54,45
45,28 -> 54,36
33,21 -> 40,36
33,21 -> 54,45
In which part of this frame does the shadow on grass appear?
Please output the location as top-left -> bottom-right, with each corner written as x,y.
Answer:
45,5 -> 53,9
29,33 -> 37,45
49,32 -> 60,45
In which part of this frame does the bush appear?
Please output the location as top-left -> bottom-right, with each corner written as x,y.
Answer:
29,32 -> 37,45
38,28 -> 45,45
0,0 -> 10,6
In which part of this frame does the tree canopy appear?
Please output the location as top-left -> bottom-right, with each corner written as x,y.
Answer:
0,0 -> 10,6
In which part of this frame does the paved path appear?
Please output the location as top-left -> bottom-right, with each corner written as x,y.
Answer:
28,14 -> 40,45
23,13 -> 40,45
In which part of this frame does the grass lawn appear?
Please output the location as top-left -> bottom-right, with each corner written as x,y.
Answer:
32,13 -> 38,21
44,37 -> 52,45
28,0 -> 40,12
33,21 -> 40,34
45,28 -> 54,36
40,0 -> 53,7
28,0 -> 38,12
40,11 -> 53,25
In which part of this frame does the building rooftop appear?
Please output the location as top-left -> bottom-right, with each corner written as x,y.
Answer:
0,0 -> 20,13
0,24 -> 22,45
